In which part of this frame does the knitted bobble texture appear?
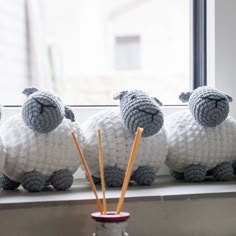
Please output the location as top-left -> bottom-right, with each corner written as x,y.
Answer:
0,114 -> 83,182
0,136 -> 6,171
82,109 -> 167,179
165,110 -> 236,173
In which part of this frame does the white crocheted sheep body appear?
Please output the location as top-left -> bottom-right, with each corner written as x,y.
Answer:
166,110 -> 236,172
82,108 -> 168,178
0,114 -> 83,182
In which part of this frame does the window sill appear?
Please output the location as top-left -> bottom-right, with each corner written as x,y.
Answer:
1,176 -> 236,209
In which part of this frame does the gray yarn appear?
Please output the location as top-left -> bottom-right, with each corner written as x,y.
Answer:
64,106 -> 75,122
22,170 -> 45,192
23,87 -> 39,96
45,179 -> 51,187
114,90 -> 164,137
85,174 -> 101,184
169,170 -> 184,180
212,162 -> 233,181
104,166 -> 125,187
22,88 -> 65,133
184,164 -> 207,182
206,169 -> 214,176
51,169 -> 73,191
233,160 -> 236,175
0,175 -> 20,190
132,166 -> 156,186
179,92 -> 192,103
90,175 -> 101,185
180,86 -> 232,127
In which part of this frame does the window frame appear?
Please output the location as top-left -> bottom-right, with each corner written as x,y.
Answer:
193,0 -> 207,88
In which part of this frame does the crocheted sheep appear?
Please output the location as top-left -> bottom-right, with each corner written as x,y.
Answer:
166,86 -> 236,182
82,90 -> 168,187
0,88 -> 83,192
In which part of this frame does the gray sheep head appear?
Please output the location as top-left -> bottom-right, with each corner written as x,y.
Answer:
22,88 -> 75,133
179,86 -> 233,127
114,90 -> 164,137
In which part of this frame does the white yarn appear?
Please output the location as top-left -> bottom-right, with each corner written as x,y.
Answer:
0,136 -> 6,172
165,110 -> 236,172
82,108 -> 168,177
0,114 -> 83,182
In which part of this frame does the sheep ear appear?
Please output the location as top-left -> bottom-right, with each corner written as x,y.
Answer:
64,106 -> 75,122
152,97 -> 163,106
113,90 -> 128,100
23,87 -> 39,97
179,91 -> 192,103
226,94 -> 233,102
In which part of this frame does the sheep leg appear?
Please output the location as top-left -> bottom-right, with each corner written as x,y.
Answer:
233,160 -> 236,175
51,169 -> 73,191
184,164 -> 207,182
212,162 -> 233,181
104,166 -> 125,187
0,175 -> 20,190
22,170 -> 45,192
132,166 -> 156,186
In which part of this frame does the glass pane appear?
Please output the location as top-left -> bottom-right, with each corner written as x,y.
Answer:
0,0 -> 29,105
0,0 -> 190,105
44,0 -> 190,105
115,35 -> 141,70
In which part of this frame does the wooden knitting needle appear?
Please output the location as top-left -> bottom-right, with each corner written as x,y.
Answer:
98,129 -> 107,214
71,131 -> 103,214
116,127 -> 143,214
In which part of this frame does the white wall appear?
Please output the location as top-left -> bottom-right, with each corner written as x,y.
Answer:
208,0 -> 236,118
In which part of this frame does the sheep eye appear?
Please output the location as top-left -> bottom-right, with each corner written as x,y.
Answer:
130,95 -> 137,100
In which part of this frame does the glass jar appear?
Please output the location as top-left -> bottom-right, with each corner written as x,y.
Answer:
91,211 -> 130,236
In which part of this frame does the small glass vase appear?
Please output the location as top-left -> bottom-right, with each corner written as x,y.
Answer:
91,211 -> 130,236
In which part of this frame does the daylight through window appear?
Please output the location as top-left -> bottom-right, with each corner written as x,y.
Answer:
0,0 -> 190,105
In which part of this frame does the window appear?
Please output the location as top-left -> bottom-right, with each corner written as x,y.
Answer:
115,35 -> 141,70
0,0 -> 29,105
0,0 -> 206,106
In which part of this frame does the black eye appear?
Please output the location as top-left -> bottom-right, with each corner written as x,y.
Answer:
131,95 -> 136,100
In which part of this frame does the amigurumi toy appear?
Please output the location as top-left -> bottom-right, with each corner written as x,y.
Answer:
165,86 -> 236,182
82,90 -> 168,187
0,88 -> 83,192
